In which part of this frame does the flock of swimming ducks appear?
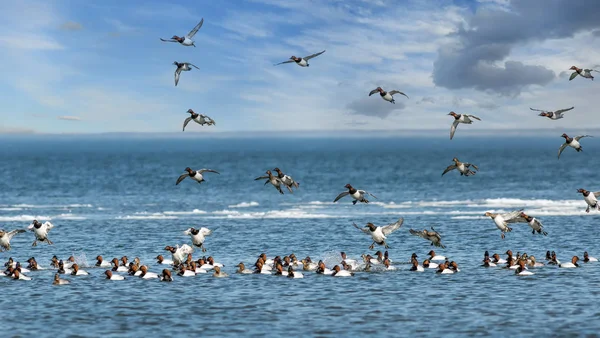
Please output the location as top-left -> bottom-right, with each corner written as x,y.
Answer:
2,17 -> 600,283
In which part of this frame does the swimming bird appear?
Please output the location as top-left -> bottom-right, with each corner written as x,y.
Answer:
515,260 -> 534,276
182,109 -> 216,131
531,107 -> 574,120
559,256 -> 579,268
436,263 -> 454,274
183,227 -> 212,252
409,227 -> 446,248
331,265 -> 353,277
441,157 -> 478,177
558,133 -> 591,159
110,258 -> 128,272
368,87 -> 409,104
410,259 -> 425,272
236,262 -> 253,274
139,265 -> 159,279
104,270 -> 125,280
70,264 -> 89,276
584,252 -> 598,263
286,266 -> 304,278
274,50 -> 325,67
577,188 -> 600,213
27,220 -> 54,246
352,218 -> 403,249
254,170 -> 285,194
569,66 -> 598,81
519,212 -> 547,236
0,228 -> 26,251
173,61 -> 199,86
213,266 -> 228,278
273,167 -> 299,193
448,112 -> 481,140
160,18 -> 204,47
176,167 -> 220,185
53,273 -> 70,285
484,210 -> 526,239
334,184 -> 377,205
95,255 -> 111,268
156,255 -> 174,265
160,269 -> 173,282
428,250 -> 446,261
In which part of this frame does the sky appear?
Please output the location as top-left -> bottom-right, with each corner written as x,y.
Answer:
1,0 -> 600,135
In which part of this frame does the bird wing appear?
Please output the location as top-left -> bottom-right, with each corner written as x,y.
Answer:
450,120 -> 459,140
555,107 -> 574,114
205,116 -> 216,125
333,191 -> 349,202
574,135 -> 591,141
382,218 -> 404,235
176,173 -> 188,185
441,164 -> 457,176
358,190 -> 377,199
465,163 -> 479,171
178,244 -> 194,255
569,71 -> 578,81
184,63 -> 200,69
501,210 -> 526,224
174,68 -> 181,86
7,229 -> 26,240
529,108 -> 545,112
274,60 -> 295,66
303,50 -> 325,60
187,18 -> 204,38
160,38 -> 178,42
254,175 -> 269,181
593,191 -> 600,197
466,114 -> 481,121
409,229 -> 427,239
557,142 -> 568,159
45,222 -> 54,230
388,90 -> 409,99
198,169 -> 220,175
182,117 -> 193,131
200,227 -> 212,236
352,222 -> 371,234
368,88 -> 379,96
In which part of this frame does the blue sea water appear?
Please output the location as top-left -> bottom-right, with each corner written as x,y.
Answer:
1,135 -> 600,337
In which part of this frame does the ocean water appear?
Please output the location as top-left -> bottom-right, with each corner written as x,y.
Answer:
1,135 -> 600,337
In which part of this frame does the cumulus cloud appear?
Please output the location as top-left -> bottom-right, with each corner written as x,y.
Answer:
57,116 -> 81,121
433,0 -> 600,95
59,21 -> 83,31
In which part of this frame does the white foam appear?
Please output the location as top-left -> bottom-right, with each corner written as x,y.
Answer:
54,214 -> 87,220
0,208 -> 23,211
210,209 -> 336,219
228,201 -> 259,208
116,213 -> 178,220
10,204 -> 93,209
0,215 -> 51,222
163,209 -> 207,215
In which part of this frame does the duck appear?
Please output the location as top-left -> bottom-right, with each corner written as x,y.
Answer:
334,184 -> 377,205
189,262 -> 207,274
491,253 -> 507,264
448,112 -> 481,140
436,263 -> 454,274
409,227 -> 446,248
178,265 -> 196,277
207,256 -> 223,268
576,188 -> 600,213
57,260 -> 72,274
547,251 -> 560,265
160,269 -> 173,282
519,212 -> 548,236
27,220 -> 54,246
531,106 -> 574,120
273,168 -> 299,193
362,254 -> 380,266
110,258 -> 128,272
482,257 -> 496,267
164,244 -> 194,266
253,262 -> 272,275
383,258 -> 396,271
53,273 -> 70,285
484,210 -> 527,239
441,157 -> 478,177
558,133 -> 591,159
331,265 -> 353,277
183,227 -> 213,252
120,256 -> 129,267
182,109 -> 215,131
160,18 -> 204,47
527,256 -> 544,268
287,266 -> 304,279
213,266 -> 228,278
0,228 -> 26,251
340,252 -> 358,270
301,257 -> 318,271
274,50 -> 325,67
15,262 -> 30,274
368,87 -> 409,104
236,262 -> 253,274
156,255 -> 174,265
353,218 -> 403,250
254,170 -> 285,194
173,61 -> 199,86
515,260 -> 534,276
559,256 -> 580,268
583,251 -> 597,263
448,261 -> 460,273
70,264 -> 89,276
428,250 -> 446,261
316,260 -> 333,275
12,269 -> 32,281
568,66 -> 598,81
138,265 -> 158,279
95,255 -> 112,268
27,257 -> 40,271
176,167 -> 220,186
104,270 -> 125,280
274,264 -> 289,276
422,259 -> 439,269
410,259 -> 424,272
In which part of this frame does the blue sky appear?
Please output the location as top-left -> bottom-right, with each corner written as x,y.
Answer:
1,0 -> 600,134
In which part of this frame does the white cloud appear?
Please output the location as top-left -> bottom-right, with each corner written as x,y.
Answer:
57,116 -> 81,121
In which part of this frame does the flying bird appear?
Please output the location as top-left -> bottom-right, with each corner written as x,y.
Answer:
160,18 -> 204,47
530,107 -> 574,120
274,50 -> 326,67
368,87 -> 409,104
273,168 -> 299,193
577,188 -> 600,213
442,157 -> 478,177
484,210 -> 526,239
183,109 -> 215,131
558,133 -> 591,159
333,184 -> 377,205
409,227 -> 445,249
27,220 -> 54,246
519,212 -> 547,236
569,66 -> 598,81
352,218 -> 404,249
183,227 -> 213,252
173,62 -> 199,86
448,112 -> 481,140
176,167 -> 220,185
0,228 -> 26,251
255,170 -> 285,194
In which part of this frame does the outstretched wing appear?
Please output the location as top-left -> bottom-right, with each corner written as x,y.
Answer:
254,175 -> 269,181
182,117 -> 193,131
569,71 -> 578,81
466,115 -> 481,121
441,164 -> 457,176
176,173 -> 189,185
409,229 -> 427,239
175,68 -> 181,86
529,107 -> 545,112
557,142 -> 568,159
358,190 -> 377,199
593,191 -> 600,197
200,227 -> 212,236
7,229 -> 26,240
187,18 -> 204,38
185,63 -> 200,69
333,191 -> 349,202
465,163 -> 479,171
501,210 -> 526,224
555,107 -> 574,114
178,244 -> 194,255
388,90 -> 409,99
303,50 -> 325,61
574,135 -> 592,141
160,38 -> 178,43
368,88 -> 379,96
274,60 -> 295,66
382,218 -> 404,235
198,169 -> 219,175
450,120 -> 459,140
352,222 -> 371,234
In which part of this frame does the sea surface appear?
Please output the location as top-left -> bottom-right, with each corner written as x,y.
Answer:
1,135 -> 600,337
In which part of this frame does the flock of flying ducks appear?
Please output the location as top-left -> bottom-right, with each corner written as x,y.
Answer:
2,17 -> 600,283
